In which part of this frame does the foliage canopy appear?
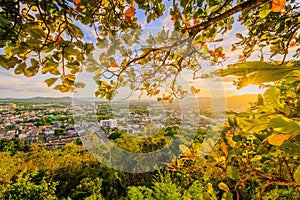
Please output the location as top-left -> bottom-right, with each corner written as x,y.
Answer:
0,0 -> 299,100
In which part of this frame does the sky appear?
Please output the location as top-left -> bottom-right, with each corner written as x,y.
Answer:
0,2 -> 270,99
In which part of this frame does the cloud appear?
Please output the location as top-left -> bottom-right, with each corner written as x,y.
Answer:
0,78 -> 45,92
0,74 -> 70,98
80,24 -> 98,43
0,70 -> 15,77
161,15 -> 174,30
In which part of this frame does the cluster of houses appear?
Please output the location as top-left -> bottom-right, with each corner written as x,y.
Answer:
98,104 -> 213,134
0,100 -> 219,150
0,102 -> 79,149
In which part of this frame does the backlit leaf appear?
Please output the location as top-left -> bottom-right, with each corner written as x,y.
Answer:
264,87 -> 281,110
267,134 -> 290,146
270,117 -> 300,135
221,142 -> 228,157
227,166 -> 239,180
190,86 -> 200,94
259,2 -> 271,18
44,78 -> 58,87
125,7 -> 135,22
271,0 -> 286,12
50,68 -> 61,75
110,61 -> 119,68
14,62 -> 26,74
238,118 -> 269,133
217,62 -> 294,89
218,182 -> 229,192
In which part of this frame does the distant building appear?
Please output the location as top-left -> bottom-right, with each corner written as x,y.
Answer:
100,119 -> 118,128
0,131 -> 15,140
122,127 -> 134,134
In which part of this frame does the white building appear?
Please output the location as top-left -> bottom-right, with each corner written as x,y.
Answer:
100,119 -> 118,128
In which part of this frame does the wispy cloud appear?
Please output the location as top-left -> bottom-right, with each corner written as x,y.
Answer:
0,74 -> 70,98
161,15 -> 174,30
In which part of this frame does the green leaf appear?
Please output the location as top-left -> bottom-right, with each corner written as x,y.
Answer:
44,78 -> 58,87
4,45 -> 13,57
203,169 -> 212,181
41,43 -> 55,53
69,24 -> 84,38
259,2 -> 271,18
0,55 -> 19,69
207,5 -> 220,14
270,117 -> 300,135
222,192 -> 233,200
264,87 -> 281,110
64,46 -> 80,56
28,27 -> 45,38
31,58 -> 39,66
84,43 -> 95,54
97,39 -> 109,49
42,60 -> 59,74
227,166 -> 239,180
24,65 -> 39,77
236,68 -> 291,89
257,94 -> 264,106
235,33 -> 243,39
26,38 -> 42,48
294,165 -> 300,183
238,118 -> 270,133
14,62 -> 26,74
0,16 -> 11,29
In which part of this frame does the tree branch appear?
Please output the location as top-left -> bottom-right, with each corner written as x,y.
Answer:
259,180 -> 300,200
185,0 -> 267,38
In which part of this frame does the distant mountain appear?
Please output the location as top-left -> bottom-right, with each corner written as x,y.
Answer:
27,96 -> 72,101
226,94 -> 257,111
0,94 -> 258,111
0,96 -> 72,102
195,94 -> 258,111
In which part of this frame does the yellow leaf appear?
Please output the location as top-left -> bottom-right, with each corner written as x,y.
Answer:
201,44 -> 208,50
271,0 -> 286,12
226,133 -> 235,147
31,5 -> 38,11
267,134 -> 290,146
190,86 -> 200,94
